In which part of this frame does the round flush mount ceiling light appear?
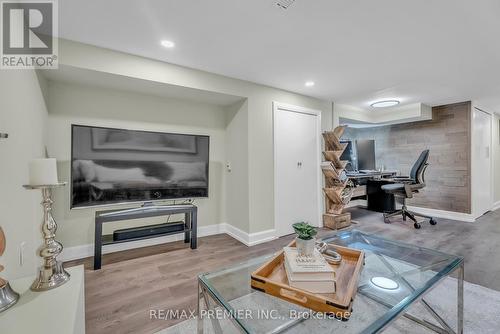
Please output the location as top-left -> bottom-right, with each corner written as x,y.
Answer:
160,40 -> 175,48
371,276 -> 399,290
305,81 -> 315,87
371,100 -> 400,108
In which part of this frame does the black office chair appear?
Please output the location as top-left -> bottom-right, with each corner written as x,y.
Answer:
381,150 -> 437,229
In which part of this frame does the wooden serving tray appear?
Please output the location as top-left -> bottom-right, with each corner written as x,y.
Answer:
251,241 -> 364,319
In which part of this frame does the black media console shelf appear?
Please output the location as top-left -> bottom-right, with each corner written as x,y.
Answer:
93,203 -> 197,270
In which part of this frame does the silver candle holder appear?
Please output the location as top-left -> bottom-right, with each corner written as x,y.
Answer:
0,227 -> 20,313
23,183 -> 70,291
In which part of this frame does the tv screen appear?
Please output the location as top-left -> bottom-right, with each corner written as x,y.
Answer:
71,125 -> 209,208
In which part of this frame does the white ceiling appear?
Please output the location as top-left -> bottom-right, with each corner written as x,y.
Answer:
58,0 -> 500,111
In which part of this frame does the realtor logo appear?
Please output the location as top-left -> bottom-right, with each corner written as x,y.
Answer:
1,0 -> 58,69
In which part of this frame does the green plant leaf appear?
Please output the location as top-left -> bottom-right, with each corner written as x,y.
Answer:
292,222 -> 317,240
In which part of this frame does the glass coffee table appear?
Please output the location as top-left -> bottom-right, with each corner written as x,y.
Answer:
197,230 -> 464,334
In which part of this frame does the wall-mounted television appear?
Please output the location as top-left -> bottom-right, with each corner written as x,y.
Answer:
71,125 -> 209,208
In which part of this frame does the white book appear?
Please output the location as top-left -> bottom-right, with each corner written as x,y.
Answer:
284,260 -> 336,294
283,247 -> 335,281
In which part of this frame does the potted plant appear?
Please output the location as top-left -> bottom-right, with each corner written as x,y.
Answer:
292,222 -> 317,256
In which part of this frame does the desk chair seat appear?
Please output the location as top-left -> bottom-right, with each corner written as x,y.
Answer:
382,150 -> 437,229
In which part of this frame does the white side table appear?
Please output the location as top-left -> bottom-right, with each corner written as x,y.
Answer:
0,265 -> 85,334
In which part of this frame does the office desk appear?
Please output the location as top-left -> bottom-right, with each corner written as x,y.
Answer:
346,171 -> 397,212
367,179 -> 396,212
346,171 -> 397,180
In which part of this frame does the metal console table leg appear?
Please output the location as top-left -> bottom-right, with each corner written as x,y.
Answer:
191,207 -> 198,249
93,219 -> 102,270
185,212 -> 191,244
93,204 -> 198,270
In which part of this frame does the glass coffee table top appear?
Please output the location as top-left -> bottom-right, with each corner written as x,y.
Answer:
198,230 -> 464,334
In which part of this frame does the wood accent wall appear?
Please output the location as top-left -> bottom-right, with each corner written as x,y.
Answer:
344,102 -> 471,213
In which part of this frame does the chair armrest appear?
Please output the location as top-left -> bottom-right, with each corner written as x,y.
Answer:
405,183 -> 426,198
404,183 -> 413,198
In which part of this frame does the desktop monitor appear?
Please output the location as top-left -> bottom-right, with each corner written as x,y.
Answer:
340,140 -> 356,171
356,139 -> 376,170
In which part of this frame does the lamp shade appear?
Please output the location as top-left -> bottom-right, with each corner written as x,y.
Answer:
29,158 -> 59,185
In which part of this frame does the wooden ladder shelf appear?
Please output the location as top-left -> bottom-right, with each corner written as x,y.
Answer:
322,126 -> 352,230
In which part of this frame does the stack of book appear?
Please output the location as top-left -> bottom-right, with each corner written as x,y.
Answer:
283,246 -> 336,293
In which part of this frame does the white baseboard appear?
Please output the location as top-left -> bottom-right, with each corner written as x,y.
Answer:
344,200 -> 477,222
60,223 -> 276,262
247,228 -> 278,246
345,199 -> 367,208
60,223 -> 224,262
406,206 -> 476,222
491,201 -> 500,211
222,223 -> 277,246
220,223 -> 249,246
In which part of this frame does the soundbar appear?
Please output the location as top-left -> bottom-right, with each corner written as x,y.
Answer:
113,221 -> 185,241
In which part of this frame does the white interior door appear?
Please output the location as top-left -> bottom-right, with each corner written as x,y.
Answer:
274,103 -> 321,236
473,108 -> 492,216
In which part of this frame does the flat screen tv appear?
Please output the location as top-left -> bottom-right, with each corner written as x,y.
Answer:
71,125 -> 209,208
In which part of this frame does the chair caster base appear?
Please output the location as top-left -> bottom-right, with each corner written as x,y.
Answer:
430,218 -> 437,226
414,222 -> 421,229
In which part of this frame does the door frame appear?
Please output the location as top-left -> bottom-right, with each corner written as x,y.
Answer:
273,101 -> 322,237
471,106 -> 493,217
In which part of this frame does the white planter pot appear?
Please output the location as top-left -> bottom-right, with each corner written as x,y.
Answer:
295,237 -> 316,256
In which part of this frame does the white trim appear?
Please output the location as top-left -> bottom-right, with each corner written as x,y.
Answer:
222,224 -> 277,246
60,223 -> 223,262
60,244 -> 94,262
345,199 -> 367,208
272,101 -> 323,237
471,106 -> 494,217
221,223 -> 250,246
247,228 -> 278,246
492,201 -> 500,212
60,223 -> 277,261
406,206 -> 477,222
272,102 -> 322,117
346,201 -> 478,222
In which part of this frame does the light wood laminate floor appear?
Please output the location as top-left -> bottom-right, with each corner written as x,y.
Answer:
65,207 -> 500,334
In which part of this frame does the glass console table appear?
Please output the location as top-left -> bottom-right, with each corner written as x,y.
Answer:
198,230 -> 464,334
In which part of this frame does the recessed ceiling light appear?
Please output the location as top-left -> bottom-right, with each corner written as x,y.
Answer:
371,100 -> 400,108
160,40 -> 175,48
305,81 -> 315,87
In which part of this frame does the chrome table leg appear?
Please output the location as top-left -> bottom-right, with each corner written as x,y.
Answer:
198,281 -> 224,334
457,262 -> 464,334
197,280 -> 204,334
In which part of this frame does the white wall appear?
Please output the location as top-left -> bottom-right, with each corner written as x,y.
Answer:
57,39 -> 333,235
0,70 -> 48,279
47,81 -> 227,248
224,100 -> 250,232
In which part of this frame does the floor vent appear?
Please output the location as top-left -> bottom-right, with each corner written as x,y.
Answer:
276,0 -> 295,9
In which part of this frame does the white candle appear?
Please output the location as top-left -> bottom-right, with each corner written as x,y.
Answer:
29,158 -> 59,185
